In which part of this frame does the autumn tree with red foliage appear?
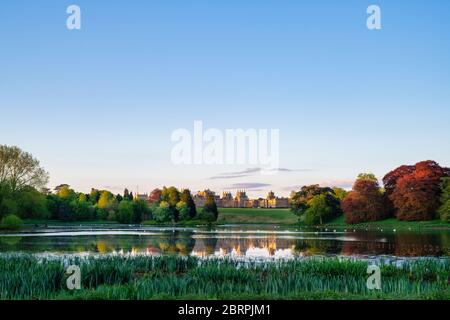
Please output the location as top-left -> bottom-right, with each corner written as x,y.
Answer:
342,174 -> 386,224
384,161 -> 450,221
148,188 -> 162,204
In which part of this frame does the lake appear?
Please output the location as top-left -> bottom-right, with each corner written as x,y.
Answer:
0,224 -> 449,259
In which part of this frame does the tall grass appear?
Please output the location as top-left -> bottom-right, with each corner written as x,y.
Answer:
0,255 -> 448,300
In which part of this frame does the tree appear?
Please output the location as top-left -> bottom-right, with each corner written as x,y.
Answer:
89,188 -> 100,204
148,188 -> 162,204
132,198 -> 151,223
15,186 -> 49,219
290,185 -> 337,218
439,178 -> 450,222
176,201 -> 190,220
117,200 -> 134,224
342,173 -> 386,224
180,189 -> 197,219
97,191 -> 116,210
123,188 -> 132,201
0,145 -> 49,192
46,194 -> 62,219
70,199 -> 94,221
385,161 -> 450,221
57,185 -> 76,200
58,201 -> 75,222
304,194 -> 341,225
0,214 -> 23,230
332,187 -> 348,201
201,194 -> 219,222
161,186 -> 180,207
153,201 -> 171,222
357,173 -> 378,182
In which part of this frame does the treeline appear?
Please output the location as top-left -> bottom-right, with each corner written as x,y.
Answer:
0,145 -> 219,227
291,160 -> 450,225
1,184 -> 219,225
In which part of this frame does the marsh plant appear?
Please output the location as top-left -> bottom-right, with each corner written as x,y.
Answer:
0,255 -> 448,300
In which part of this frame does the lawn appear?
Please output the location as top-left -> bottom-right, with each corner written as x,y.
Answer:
217,208 -> 299,225
324,215 -> 450,230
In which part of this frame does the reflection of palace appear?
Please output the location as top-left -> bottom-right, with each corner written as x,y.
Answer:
191,236 -> 295,258
193,190 -> 290,208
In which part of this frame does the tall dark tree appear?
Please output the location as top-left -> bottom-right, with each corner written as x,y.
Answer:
202,194 -> 218,222
180,189 -> 197,219
123,188 -> 130,200
89,188 -> 100,204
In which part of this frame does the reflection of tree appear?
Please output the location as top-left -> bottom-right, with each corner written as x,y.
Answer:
198,236 -> 218,256
394,232 -> 445,256
156,232 -> 196,255
293,239 -> 338,256
0,236 -> 23,247
341,231 -> 394,256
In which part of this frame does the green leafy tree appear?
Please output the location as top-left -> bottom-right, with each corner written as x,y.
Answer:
439,177 -> 450,222
176,201 -> 190,220
89,188 -> 100,204
180,189 -> 197,219
58,201 -> 75,222
132,198 -> 151,223
15,186 -> 49,219
153,201 -> 171,222
290,185 -> 339,218
0,145 -> 49,192
70,199 -> 95,221
0,214 -> 23,230
332,187 -> 348,201
357,173 -> 378,182
201,194 -> 218,222
46,194 -> 62,219
57,185 -> 76,200
117,200 -> 134,224
304,193 -> 342,225
97,191 -> 117,210
161,186 -> 180,207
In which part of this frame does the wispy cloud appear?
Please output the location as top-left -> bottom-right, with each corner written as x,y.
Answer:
102,185 -> 124,192
223,183 -> 272,190
319,179 -> 354,189
281,179 -> 355,192
210,167 -> 312,180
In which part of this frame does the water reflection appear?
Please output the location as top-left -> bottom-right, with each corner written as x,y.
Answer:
0,225 -> 448,259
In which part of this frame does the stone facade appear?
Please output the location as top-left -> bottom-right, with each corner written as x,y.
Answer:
193,190 -> 289,209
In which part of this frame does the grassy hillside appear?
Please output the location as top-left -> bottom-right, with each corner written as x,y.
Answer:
217,208 -> 298,225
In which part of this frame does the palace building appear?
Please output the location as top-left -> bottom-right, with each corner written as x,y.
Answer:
193,190 -> 289,209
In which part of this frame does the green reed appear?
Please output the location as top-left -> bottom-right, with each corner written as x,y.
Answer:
0,255 -> 448,300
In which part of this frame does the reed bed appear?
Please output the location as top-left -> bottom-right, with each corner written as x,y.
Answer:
0,255 -> 448,300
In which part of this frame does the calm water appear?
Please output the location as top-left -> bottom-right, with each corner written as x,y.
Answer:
0,224 -> 449,259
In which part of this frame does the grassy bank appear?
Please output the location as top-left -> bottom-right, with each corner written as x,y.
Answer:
217,208 -> 298,225
323,216 -> 450,230
0,255 -> 448,300
21,210 -> 450,229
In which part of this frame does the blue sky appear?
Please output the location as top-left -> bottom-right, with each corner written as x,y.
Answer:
1,0 -> 449,197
